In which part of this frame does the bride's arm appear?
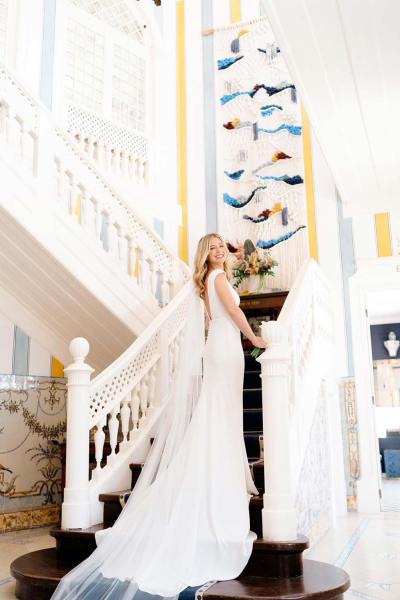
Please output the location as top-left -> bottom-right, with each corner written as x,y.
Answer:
214,273 -> 267,348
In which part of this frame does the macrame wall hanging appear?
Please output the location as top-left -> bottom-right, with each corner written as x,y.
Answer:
213,16 -> 308,291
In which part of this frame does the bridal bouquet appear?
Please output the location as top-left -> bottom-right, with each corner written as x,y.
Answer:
229,239 -> 278,292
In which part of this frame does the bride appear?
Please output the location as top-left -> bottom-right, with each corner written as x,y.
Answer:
51,233 -> 267,600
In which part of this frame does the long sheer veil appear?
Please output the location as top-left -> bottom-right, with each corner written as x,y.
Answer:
51,288 -> 206,600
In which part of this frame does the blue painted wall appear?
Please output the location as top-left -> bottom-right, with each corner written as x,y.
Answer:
370,323 -> 400,360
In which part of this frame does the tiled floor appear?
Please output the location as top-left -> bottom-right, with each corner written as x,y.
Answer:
1,510 -> 400,599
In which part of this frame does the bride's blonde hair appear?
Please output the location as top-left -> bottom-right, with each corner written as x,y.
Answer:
193,233 -> 231,297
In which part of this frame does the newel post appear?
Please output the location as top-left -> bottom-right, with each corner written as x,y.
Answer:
258,320 -> 297,541
61,338 -> 94,529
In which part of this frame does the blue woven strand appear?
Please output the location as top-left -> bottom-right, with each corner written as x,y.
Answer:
258,124 -> 302,136
255,174 -> 303,185
217,55 -> 244,70
256,226 -> 306,249
224,170 -> 244,180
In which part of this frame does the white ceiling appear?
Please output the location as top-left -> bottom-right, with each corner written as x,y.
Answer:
262,0 -> 400,217
367,289 -> 400,323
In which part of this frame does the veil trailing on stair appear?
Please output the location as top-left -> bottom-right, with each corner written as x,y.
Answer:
51,277 -> 256,600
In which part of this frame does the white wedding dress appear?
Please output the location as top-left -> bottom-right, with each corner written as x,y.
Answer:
51,268 -> 257,600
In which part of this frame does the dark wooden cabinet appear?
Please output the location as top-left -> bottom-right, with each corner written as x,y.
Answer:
240,291 -> 288,349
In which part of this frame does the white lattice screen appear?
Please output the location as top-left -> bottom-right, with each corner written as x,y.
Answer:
214,17 -> 309,290
67,105 -> 147,157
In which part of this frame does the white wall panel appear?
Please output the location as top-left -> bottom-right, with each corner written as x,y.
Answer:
29,338 -> 51,377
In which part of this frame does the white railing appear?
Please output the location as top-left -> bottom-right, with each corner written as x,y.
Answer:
0,63 -> 187,307
62,282 -> 193,528
68,130 -> 148,186
259,259 -> 334,541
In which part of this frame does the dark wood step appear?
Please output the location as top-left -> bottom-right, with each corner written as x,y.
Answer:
244,408 -> 263,432
205,560 -> 350,599
244,371 -> 261,389
10,548 -> 72,600
243,388 -> 262,409
50,523 -> 103,564
10,548 -> 349,600
130,462 -> 143,490
244,433 -> 263,461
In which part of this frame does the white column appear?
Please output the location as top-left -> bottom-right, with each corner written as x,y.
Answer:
61,338 -> 94,530
259,320 -> 297,541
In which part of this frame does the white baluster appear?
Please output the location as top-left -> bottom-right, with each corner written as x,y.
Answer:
65,171 -> 74,215
143,159 -> 149,183
136,247 -> 144,285
258,320 -> 297,541
108,220 -> 118,260
103,142 -> 110,171
120,395 -> 131,445
130,387 -> 140,437
140,375 -> 149,423
127,236 -> 136,280
120,150 -> 128,178
147,365 -> 157,417
93,199 -> 102,245
15,116 -> 25,158
158,270 -> 165,306
117,227 -> 128,269
137,158 -> 145,183
79,186 -> 88,229
147,258 -> 156,296
93,416 -> 106,472
128,154 -> 135,180
62,337 -> 94,529
108,404 -> 120,458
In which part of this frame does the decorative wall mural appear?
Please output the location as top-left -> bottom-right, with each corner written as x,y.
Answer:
295,390 -> 333,544
214,17 -> 308,292
341,378 -> 360,510
0,376 -> 66,530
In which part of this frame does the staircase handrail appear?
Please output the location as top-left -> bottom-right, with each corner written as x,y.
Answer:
88,280 -> 192,428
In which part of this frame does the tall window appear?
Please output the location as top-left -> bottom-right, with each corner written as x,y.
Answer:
64,19 -> 105,113
112,44 -> 145,132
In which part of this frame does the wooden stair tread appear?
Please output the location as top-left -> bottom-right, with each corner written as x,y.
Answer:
205,561 -> 350,599
99,489 -> 130,502
50,523 -> 103,540
10,548 -> 71,583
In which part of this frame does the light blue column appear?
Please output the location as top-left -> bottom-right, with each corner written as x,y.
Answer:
12,326 -> 30,376
40,0 -> 57,110
202,0 -> 218,233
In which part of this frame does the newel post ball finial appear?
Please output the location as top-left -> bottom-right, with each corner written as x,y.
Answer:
69,337 -> 90,363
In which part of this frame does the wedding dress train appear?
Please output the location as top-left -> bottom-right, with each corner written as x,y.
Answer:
51,268 -> 257,599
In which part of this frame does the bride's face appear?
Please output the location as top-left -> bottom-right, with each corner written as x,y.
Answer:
207,237 -> 226,269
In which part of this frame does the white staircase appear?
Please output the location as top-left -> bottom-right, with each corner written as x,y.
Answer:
0,63 -> 188,372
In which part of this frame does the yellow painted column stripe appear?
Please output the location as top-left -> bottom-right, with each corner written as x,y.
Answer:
176,0 -> 188,263
375,213 -> 392,257
51,356 -> 64,378
301,106 -> 318,261
230,0 -> 241,23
